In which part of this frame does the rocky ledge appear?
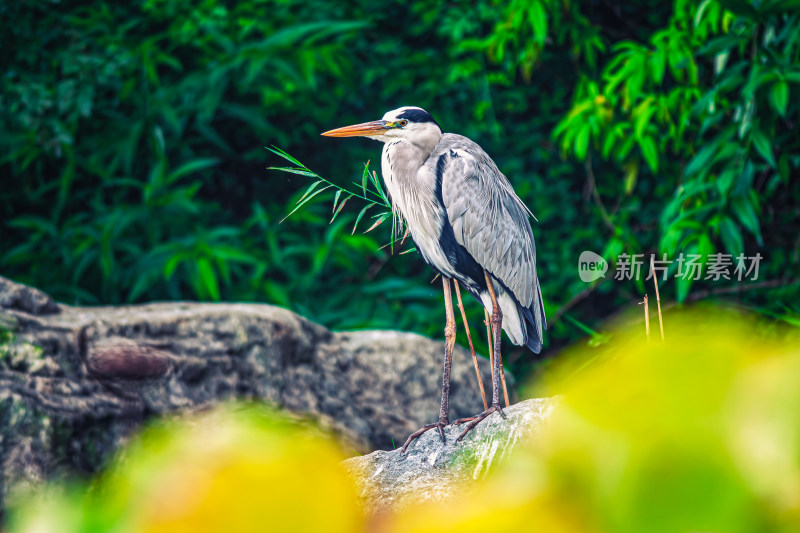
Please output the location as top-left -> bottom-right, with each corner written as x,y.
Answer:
344,398 -> 555,513
0,275 -> 508,511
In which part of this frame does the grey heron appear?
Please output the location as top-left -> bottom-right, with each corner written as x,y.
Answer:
322,106 -> 546,451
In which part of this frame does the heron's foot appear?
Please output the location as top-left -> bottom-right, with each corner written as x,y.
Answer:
456,404 -> 505,442
401,418 -> 448,454
453,416 -> 476,425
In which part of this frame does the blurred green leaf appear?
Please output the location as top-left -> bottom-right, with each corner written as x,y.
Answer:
769,80 -> 788,117
197,257 -> 221,301
751,130 -> 776,168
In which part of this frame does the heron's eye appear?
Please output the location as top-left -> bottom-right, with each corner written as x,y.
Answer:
398,120 -> 408,127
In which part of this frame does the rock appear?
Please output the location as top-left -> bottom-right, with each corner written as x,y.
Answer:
0,277 -> 59,315
86,338 -> 173,379
0,276 -> 512,512
344,397 -> 555,513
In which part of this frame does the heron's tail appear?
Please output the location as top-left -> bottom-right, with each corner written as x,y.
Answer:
520,283 -> 546,354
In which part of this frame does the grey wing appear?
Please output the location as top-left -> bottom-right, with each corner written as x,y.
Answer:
436,138 -> 545,329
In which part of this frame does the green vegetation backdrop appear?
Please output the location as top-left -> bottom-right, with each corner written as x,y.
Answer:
2,0 -> 799,376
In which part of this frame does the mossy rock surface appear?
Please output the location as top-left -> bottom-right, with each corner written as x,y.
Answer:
343,398 -> 555,513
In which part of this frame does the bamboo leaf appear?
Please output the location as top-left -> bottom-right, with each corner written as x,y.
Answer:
266,146 -> 305,167
362,161 -> 370,197
331,194 -> 353,223
281,185 -> 332,222
298,180 -> 324,204
370,170 -> 390,206
365,212 -> 390,233
352,203 -> 375,234
268,167 -> 319,178
332,189 -> 343,214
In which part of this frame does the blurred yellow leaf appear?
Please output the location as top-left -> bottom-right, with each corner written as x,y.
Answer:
11,407 -> 364,533
382,309 -> 800,533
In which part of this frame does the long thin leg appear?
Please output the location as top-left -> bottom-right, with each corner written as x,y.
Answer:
486,269 -> 503,407
453,279 -> 488,411
485,309 -> 494,396
401,276 -> 457,453
456,270 -> 506,440
499,354 -> 510,408
485,308 -> 510,408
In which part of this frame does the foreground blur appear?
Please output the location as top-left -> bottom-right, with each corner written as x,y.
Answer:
9,309 -> 800,532
9,411 -> 364,532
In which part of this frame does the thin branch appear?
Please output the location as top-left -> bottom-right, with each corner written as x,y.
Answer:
454,280 -> 488,411
651,255 -> 665,341
585,155 -> 616,232
550,277 -> 610,324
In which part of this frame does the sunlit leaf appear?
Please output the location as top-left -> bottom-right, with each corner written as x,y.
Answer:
574,126 -> 590,160
640,136 -> 659,172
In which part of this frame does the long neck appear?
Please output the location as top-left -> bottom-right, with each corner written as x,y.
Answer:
381,125 -> 442,186
383,139 -> 433,185
381,134 -> 443,240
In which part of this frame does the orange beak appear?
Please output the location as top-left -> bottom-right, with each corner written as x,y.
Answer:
321,120 -> 388,137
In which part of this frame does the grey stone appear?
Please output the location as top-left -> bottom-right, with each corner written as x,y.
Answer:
344,398 -> 555,513
0,277 -> 59,315
0,275 -> 512,512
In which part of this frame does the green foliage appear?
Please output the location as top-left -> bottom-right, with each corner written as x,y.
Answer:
2,0 -> 798,373
553,0 -> 800,301
1,0 -> 370,306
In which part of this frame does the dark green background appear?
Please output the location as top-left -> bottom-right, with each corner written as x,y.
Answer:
2,0 -> 798,378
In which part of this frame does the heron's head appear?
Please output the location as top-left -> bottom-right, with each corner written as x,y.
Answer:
321,106 -> 442,148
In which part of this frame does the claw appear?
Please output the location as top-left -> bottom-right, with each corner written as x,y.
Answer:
401,419 -> 449,454
456,404 -> 504,442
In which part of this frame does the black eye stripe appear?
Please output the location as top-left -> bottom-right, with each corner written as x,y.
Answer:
396,108 -> 439,128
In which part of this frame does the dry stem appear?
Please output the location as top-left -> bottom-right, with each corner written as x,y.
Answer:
454,280 -> 488,411
650,255 -> 665,341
